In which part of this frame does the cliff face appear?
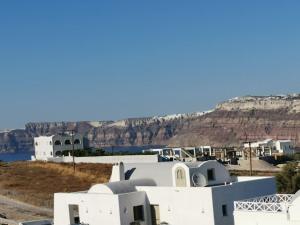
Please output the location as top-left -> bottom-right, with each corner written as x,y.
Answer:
2,94 -> 300,152
217,95 -> 300,112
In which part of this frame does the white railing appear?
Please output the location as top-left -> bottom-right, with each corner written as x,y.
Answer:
234,194 -> 293,213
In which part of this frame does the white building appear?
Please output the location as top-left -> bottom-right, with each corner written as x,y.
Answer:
34,134 -> 83,160
274,140 -> 294,155
234,191 -> 300,225
54,160 -> 276,225
244,139 -> 294,156
143,146 -> 213,162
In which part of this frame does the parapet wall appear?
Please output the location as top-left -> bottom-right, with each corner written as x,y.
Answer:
46,154 -> 159,164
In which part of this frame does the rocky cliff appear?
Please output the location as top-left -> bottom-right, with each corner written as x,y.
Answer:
2,94 -> 300,152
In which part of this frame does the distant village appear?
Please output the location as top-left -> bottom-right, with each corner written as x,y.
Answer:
33,133 -> 295,165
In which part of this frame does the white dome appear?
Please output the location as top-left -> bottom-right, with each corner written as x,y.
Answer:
88,179 -> 156,194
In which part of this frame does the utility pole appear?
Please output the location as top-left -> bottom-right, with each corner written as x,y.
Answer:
71,130 -> 75,173
244,132 -> 253,176
248,141 -> 253,176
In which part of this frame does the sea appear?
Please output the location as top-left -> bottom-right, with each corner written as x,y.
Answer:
0,152 -> 32,162
0,145 -> 163,162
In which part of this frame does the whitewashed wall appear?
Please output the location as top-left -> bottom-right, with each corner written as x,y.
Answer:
137,177 -> 276,225
48,155 -> 158,164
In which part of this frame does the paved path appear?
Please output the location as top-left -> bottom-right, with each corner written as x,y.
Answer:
0,195 -> 53,225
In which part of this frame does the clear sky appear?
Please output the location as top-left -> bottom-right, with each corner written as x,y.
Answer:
1,1 -> 300,129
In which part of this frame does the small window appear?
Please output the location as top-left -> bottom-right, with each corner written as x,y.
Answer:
207,168 -> 215,181
74,139 -> 80,145
133,205 -> 144,221
49,141 -> 52,145
69,205 -> 80,224
222,204 -> 228,217
65,140 -> 71,145
177,169 -> 183,179
54,140 -> 61,146
35,142 -> 38,146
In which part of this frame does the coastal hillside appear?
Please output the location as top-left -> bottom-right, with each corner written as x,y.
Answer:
2,94 -> 300,152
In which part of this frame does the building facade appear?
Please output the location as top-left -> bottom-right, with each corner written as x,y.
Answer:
244,139 -> 294,156
54,161 -> 276,225
34,134 -> 83,160
143,146 -> 213,162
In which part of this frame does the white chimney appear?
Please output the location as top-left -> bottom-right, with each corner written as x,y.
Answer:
109,162 -> 125,182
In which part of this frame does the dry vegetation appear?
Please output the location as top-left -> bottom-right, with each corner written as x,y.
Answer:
0,161 -> 112,208
229,170 -> 280,177
0,161 -> 281,211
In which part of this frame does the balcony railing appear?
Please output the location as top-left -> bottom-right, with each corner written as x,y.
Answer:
234,194 -> 293,213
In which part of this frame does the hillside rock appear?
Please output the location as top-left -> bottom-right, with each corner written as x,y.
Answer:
2,94 -> 300,152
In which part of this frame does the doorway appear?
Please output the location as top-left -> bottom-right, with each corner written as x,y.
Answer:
150,205 -> 160,225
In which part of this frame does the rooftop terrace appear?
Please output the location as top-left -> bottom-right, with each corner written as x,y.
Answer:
234,194 -> 293,213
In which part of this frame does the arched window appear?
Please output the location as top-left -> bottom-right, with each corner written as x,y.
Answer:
54,140 -> 62,146
177,169 -> 183,179
175,167 -> 187,187
74,139 -> 80,145
65,140 -> 71,145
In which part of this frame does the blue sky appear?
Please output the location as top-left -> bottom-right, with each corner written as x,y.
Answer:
1,1 -> 300,129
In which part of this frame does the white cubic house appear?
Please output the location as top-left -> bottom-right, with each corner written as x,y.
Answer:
34,134 -> 84,160
234,191 -> 300,225
54,160 -> 276,225
244,139 -> 294,156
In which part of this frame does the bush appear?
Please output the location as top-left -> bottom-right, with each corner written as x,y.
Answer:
276,162 -> 300,193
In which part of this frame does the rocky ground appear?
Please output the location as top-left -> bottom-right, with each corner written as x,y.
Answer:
0,161 -> 112,224
0,195 -> 52,225
226,158 -> 281,171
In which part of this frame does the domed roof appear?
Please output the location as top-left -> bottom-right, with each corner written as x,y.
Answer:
88,179 -> 156,194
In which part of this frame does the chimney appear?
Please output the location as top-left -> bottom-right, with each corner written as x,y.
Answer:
109,162 -> 125,182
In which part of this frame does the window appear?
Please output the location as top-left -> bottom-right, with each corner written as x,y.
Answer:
177,169 -> 183,179
133,205 -> 144,221
175,167 -> 187,187
74,139 -> 80,145
54,140 -> 61,146
49,141 -> 52,145
35,142 -> 38,146
207,168 -> 215,181
174,150 -> 180,156
69,205 -> 80,224
222,204 -> 228,216
65,139 -> 71,145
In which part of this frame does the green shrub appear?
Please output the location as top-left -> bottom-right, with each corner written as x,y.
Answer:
276,162 -> 300,193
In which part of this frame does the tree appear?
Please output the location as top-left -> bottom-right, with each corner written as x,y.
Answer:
276,162 -> 299,193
